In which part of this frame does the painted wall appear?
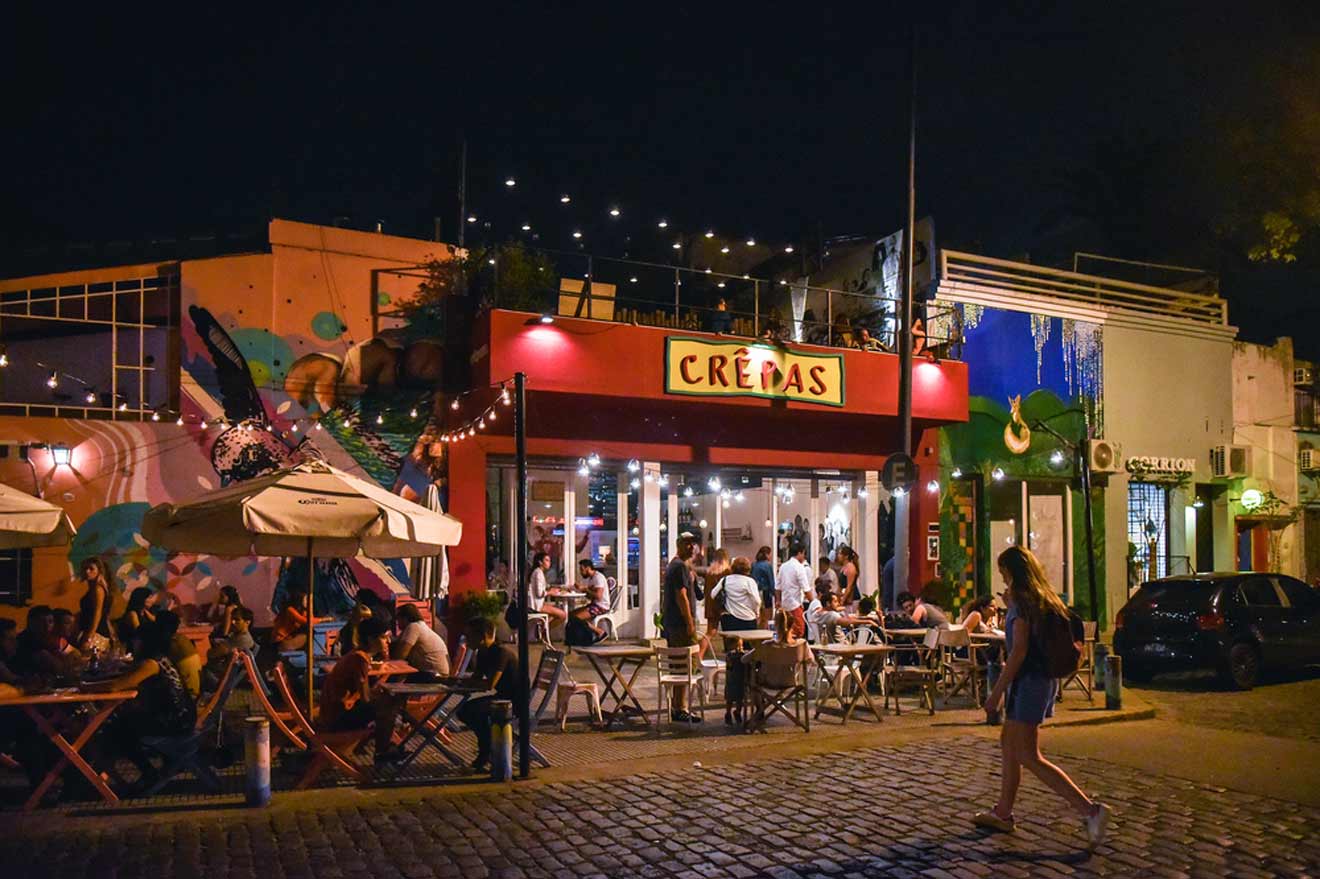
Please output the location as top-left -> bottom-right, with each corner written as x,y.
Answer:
1103,319 -> 1236,617
0,220 -> 453,625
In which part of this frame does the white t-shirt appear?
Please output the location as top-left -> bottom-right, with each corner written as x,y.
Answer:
393,620 -> 450,675
805,598 -> 823,642
711,573 -> 762,622
776,557 -> 813,612
529,567 -> 549,604
580,571 -> 609,611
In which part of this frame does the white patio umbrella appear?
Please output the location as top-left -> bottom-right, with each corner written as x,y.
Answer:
142,460 -> 462,712
0,482 -> 77,549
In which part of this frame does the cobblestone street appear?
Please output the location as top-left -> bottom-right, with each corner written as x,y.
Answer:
3,731 -> 1317,879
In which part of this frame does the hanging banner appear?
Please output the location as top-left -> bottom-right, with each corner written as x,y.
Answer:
664,337 -> 845,407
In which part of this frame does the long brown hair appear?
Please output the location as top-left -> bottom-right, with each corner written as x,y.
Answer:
80,557 -> 108,585
997,545 -> 1068,624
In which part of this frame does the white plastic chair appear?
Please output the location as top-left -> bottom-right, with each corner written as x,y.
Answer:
655,644 -> 706,726
597,576 -> 622,641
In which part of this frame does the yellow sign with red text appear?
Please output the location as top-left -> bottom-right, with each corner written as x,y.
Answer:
664,337 -> 845,407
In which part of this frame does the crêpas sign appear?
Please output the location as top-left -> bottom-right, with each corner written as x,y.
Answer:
664,337 -> 845,407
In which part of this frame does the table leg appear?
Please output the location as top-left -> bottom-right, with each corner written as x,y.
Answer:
615,659 -> 651,724
394,693 -> 468,771
845,663 -> 884,723
814,662 -> 844,720
586,655 -> 628,722
23,702 -> 122,810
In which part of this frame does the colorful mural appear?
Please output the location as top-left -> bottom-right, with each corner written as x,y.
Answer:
937,302 -> 1107,618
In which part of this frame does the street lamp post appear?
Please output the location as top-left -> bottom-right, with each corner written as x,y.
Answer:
1032,420 -> 1100,622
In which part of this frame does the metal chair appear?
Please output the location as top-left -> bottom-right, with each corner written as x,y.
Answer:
597,576 -> 623,641
883,629 -> 940,716
1060,621 -> 1098,700
937,626 -> 981,705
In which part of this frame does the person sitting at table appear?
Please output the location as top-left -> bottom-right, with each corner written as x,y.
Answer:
153,611 -> 202,699
202,607 -> 256,691
49,609 -> 82,658
813,590 -> 877,645
13,605 -> 61,678
86,617 -> 197,791
959,595 -> 999,634
116,587 -> 156,646
0,619 -> 21,689
456,616 -> 519,772
897,588 -> 951,629
337,599 -> 375,655
270,583 -> 312,652
711,557 -> 762,643
577,558 -> 612,619
318,616 -> 406,766
206,585 -> 244,639
529,551 -> 567,625
391,603 -> 450,677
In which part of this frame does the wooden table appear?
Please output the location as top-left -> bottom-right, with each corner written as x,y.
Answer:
886,628 -> 930,639
178,624 -> 213,664
377,679 -> 494,772
314,658 -> 415,682
0,689 -> 138,810
714,629 -> 774,644
573,644 -> 655,728
812,643 -> 893,724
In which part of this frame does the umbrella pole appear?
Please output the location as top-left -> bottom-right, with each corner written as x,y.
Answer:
307,545 -> 315,718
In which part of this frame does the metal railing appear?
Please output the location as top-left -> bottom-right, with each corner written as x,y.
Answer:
940,250 -> 1229,326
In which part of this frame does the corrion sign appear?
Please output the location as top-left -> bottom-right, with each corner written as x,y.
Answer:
664,337 -> 845,407
1125,455 -> 1196,475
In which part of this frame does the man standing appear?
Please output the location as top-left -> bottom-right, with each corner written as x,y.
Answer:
776,542 -> 814,639
661,534 -> 701,723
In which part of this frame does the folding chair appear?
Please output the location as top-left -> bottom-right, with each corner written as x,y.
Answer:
655,645 -> 706,727
883,629 -> 940,716
237,649 -> 307,749
937,627 -> 982,705
746,650 -> 810,732
597,576 -> 623,641
140,650 -> 245,795
550,649 -> 602,730
271,662 -> 373,789
1060,621 -> 1098,701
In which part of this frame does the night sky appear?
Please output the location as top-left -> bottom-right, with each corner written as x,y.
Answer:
5,2 -> 1318,357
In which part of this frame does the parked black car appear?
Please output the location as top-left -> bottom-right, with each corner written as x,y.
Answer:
1114,573 -> 1320,689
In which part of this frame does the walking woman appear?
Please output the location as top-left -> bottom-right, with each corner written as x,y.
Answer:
976,545 -> 1111,850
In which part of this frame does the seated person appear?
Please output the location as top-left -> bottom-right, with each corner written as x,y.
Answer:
270,584 -> 311,651
337,599 -> 375,656
897,588 -> 951,629
85,618 -> 197,789
577,559 -> 611,619
813,591 -> 877,645
13,606 -> 61,678
457,617 -> 519,772
0,619 -> 20,688
958,595 -> 999,633
528,551 -> 567,625
317,617 -> 405,766
156,611 -> 202,699
117,587 -> 157,646
391,604 -> 450,676
857,326 -> 887,352
48,609 -> 82,658
207,585 -> 244,639
202,607 -> 256,691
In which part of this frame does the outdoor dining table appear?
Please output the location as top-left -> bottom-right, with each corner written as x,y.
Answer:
812,643 -> 893,724
714,629 -> 774,645
0,688 -> 138,810
375,679 -> 494,774
313,658 -> 415,681
548,591 -> 588,611
572,643 -> 655,728
886,628 -> 930,639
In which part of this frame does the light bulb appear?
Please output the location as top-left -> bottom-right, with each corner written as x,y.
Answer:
487,258 -> 496,266
644,471 -> 653,482
857,488 -> 869,499
501,388 -> 511,405
521,223 -> 531,231
992,467 -> 1006,481
572,230 -> 582,239
926,480 -> 940,493
1050,449 -> 1066,466
451,399 -> 460,410
488,410 -> 496,421
717,282 -> 725,288
893,486 -> 906,498
765,519 -> 773,528
672,242 -> 681,250
577,458 -> 589,477
176,416 -> 184,426
952,468 -> 962,479
0,353 -> 7,367
699,519 -> 709,529
118,401 -> 128,412
468,427 -> 475,437
200,419 -> 208,429
784,246 -> 794,254
609,207 -> 620,217
630,478 -> 640,489
560,194 -> 571,203
478,418 -> 486,429
85,390 -> 97,404
707,477 -> 721,491
683,486 -> 694,498
627,458 -> 640,473
658,474 -> 669,487
704,230 -> 715,238
721,246 -> 730,254
704,267 -> 712,274
745,238 -> 756,246
291,423 -> 299,432
46,372 -> 59,389
657,219 -> 668,228
735,491 -> 745,502
409,407 -> 418,418
467,215 -> 477,223
505,177 -> 516,187
629,276 -> 638,283
587,452 -> 601,468
151,411 -> 160,421
314,421 -> 322,431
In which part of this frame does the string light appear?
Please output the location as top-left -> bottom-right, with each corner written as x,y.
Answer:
784,246 -> 794,253
314,421 -> 322,431
151,411 -> 160,421
375,413 -> 384,425
467,215 -> 477,223
745,237 -> 756,246
199,419 -> 208,429
409,407 -> 418,418
704,230 -> 715,238
176,416 -> 184,426
609,207 -> 620,217
521,223 -> 531,231
291,423 -> 299,432
0,350 -> 7,368
84,389 -> 97,404
657,219 -> 668,228
572,230 -> 582,239
451,399 -> 460,410
46,371 -> 59,389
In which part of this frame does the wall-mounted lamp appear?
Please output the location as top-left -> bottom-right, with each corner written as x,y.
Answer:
49,444 -> 71,467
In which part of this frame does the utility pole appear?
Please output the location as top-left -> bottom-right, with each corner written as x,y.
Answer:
457,137 -> 467,249
893,24 -> 918,603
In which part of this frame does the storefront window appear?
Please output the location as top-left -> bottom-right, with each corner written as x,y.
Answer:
1128,482 -> 1169,581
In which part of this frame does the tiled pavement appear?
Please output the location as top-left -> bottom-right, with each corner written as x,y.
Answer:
3,735 -> 1317,878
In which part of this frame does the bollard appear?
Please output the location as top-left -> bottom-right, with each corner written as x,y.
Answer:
1093,644 -> 1109,690
1104,654 -> 1123,710
490,700 -> 513,782
985,661 -> 1002,726
244,716 -> 271,806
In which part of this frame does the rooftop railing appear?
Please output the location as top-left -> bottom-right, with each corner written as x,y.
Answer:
939,250 -> 1229,326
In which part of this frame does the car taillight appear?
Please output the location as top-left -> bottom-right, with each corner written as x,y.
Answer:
1114,608 -> 1125,630
1197,611 -> 1225,631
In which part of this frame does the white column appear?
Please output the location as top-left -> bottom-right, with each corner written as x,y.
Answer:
714,489 -> 723,551
1064,487 -> 1075,605
563,480 -> 577,581
616,473 -> 629,618
770,479 -> 780,578
858,471 -> 881,597
638,463 -> 662,638
809,478 -> 821,566
894,488 -> 911,603
667,489 -> 679,560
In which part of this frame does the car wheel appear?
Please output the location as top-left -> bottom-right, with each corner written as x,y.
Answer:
1220,643 -> 1261,690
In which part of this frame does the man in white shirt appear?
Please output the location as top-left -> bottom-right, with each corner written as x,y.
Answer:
775,542 -> 814,639
391,604 -> 450,676
577,559 -> 611,615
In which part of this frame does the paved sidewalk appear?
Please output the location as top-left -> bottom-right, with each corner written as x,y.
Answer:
2,734 -> 1316,879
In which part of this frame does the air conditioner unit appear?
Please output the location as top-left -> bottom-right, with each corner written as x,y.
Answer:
1295,367 -> 1314,386
1087,439 -> 1123,474
1211,444 -> 1250,479
1301,449 -> 1320,472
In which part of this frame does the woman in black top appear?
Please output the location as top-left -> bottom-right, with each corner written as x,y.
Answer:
76,558 -> 116,653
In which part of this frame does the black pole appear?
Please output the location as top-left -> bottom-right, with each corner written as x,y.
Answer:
514,372 -> 531,778
1078,444 -> 1100,623
897,27 -> 917,458
457,137 -> 467,249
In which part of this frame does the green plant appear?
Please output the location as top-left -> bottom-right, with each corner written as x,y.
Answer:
404,240 -> 558,322
459,590 -> 505,624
